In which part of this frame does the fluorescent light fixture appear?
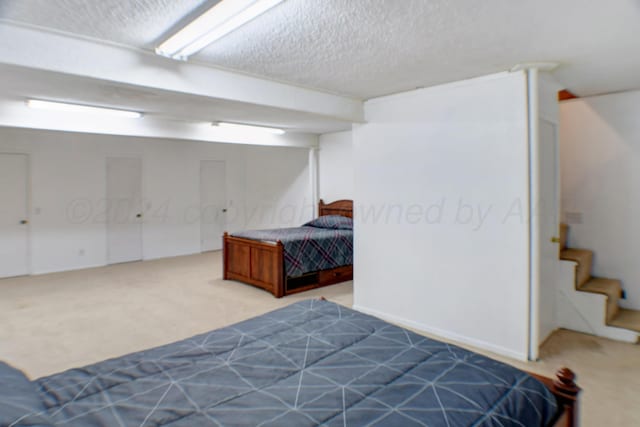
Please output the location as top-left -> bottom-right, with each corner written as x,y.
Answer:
215,121 -> 285,135
510,62 -> 559,72
156,0 -> 285,60
26,99 -> 142,119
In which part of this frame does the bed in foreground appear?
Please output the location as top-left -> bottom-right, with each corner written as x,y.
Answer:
224,200 -> 354,297
1,299 -> 579,427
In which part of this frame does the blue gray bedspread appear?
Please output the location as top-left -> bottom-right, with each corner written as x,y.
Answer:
232,226 -> 353,277
2,300 -> 557,427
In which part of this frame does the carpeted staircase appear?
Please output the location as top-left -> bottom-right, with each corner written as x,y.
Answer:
560,223 -> 640,334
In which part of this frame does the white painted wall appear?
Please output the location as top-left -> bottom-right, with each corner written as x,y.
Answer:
353,72 -> 532,360
560,90 -> 640,310
243,146 -> 312,229
318,131 -> 354,202
0,127 -> 310,275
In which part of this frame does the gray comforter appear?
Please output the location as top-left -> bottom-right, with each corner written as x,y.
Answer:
2,300 -> 558,426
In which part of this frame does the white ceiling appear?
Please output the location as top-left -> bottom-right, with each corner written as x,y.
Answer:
1,0 -> 639,99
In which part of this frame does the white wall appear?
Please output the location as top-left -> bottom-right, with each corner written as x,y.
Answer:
560,90 -> 640,310
353,72 -> 532,360
318,131 -> 354,201
0,127 -> 310,275
243,146 -> 312,229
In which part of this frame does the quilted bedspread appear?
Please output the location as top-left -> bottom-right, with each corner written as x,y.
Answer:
232,226 -> 353,277
7,300 -> 558,427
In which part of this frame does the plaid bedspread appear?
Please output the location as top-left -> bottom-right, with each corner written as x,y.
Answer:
232,226 -> 353,277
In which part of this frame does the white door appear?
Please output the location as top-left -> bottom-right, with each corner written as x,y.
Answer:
106,157 -> 142,264
538,119 -> 560,345
0,154 -> 29,278
200,160 -> 226,252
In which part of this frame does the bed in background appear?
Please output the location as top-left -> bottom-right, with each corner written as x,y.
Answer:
223,199 -> 354,297
1,299 -> 579,427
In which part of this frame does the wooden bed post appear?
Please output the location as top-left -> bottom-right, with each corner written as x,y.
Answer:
553,368 -> 580,427
530,367 -> 580,427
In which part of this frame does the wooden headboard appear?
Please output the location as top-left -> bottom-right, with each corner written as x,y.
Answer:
319,199 -> 353,218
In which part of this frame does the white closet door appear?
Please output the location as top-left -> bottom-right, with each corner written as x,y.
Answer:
538,119 -> 560,345
107,157 -> 142,264
0,153 -> 29,278
200,160 -> 227,252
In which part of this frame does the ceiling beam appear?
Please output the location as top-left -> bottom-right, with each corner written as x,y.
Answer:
0,100 -> 318,148
0,23 -> 364,124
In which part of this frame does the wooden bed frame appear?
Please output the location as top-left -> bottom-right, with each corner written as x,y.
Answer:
532,367 -> 580,427
223,200 -> 353,298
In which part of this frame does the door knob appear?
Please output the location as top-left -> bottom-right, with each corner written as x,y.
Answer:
551,236 -> 561,244
136,213 -> 143,218
222,209 -> 228,213
20,219 -> 29,225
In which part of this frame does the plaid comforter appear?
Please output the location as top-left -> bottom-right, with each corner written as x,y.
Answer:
232,226 -> 353,277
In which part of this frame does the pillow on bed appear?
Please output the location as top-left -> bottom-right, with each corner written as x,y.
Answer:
304,215 -> 353,230
0,361 -> 55,426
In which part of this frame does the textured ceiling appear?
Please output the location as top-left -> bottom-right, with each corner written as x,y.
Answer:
1,0 -> 639,99
0,0 -> 219,47
194,0 -> 640,98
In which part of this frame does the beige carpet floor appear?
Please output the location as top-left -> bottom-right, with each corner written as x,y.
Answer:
1,252 -> 638,426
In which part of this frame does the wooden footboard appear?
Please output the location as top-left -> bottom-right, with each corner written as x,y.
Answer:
223,233 -> 285,297
223,233 -> 353,298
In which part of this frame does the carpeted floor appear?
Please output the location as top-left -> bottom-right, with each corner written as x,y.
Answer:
1,252 -> 638,426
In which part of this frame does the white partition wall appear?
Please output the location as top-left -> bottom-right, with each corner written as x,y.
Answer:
353,72 -> 533,360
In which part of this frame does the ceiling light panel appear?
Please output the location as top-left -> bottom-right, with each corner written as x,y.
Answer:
215,121 -> 285,134
156,0 -> 285,60
27,99 -> 142,118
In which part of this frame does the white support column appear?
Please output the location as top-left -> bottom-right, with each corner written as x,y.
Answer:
308,147 -> 319,217
527,67 -> 541,361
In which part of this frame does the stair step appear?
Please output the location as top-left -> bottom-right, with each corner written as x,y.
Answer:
560,223 -> 568,250
560,248 -> 593,288
579,277 -> 622,323
609,308 -> 640,333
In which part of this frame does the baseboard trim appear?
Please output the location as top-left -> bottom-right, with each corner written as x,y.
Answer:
352,304 -> 528,361
32,263 -> 106,276
29,250 -> 208,276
